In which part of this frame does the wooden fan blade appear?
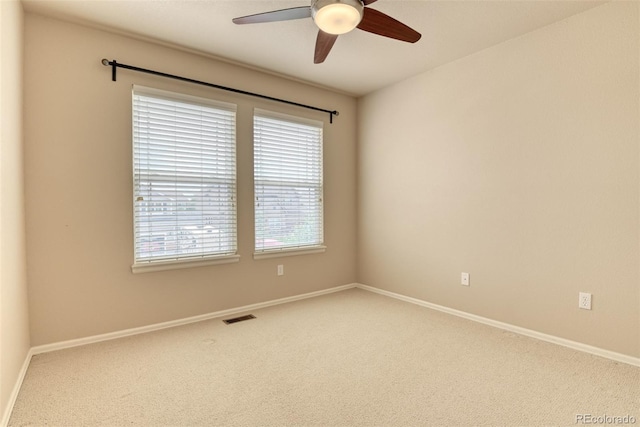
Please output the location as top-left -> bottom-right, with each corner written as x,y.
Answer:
362,0 -> 378,4
314,30 -> 339,64
357,7 -> 421,43
232,6 -> 311,24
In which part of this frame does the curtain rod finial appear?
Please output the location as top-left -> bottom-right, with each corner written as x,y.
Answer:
101,58 -> 110,66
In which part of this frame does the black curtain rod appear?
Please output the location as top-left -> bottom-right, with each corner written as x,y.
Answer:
101,59 -> 339,123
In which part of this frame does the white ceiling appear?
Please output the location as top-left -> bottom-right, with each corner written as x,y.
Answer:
22,0 -> 606,96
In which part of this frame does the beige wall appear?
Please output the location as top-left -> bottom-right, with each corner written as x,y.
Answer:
23,14 -> 357,346
0,0 -> 30,421
358,1 -> 640,357
16,0 -> 640,363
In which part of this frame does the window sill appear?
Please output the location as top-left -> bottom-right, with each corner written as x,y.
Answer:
132,254 -> 240,274
253,245 -> 326,260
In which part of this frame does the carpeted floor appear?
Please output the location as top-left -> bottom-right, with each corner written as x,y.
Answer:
8,288 -> 640,426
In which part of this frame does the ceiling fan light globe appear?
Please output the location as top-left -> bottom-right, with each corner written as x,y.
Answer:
312,0 -> 364,35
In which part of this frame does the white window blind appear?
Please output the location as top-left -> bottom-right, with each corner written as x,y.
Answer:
132,86 -> 237,267
253,109 -> 324,254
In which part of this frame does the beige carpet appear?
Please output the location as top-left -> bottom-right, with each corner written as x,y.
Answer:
9,288 -> 640,426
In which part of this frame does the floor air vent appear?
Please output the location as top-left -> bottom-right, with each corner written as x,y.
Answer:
223,314 -> 256,324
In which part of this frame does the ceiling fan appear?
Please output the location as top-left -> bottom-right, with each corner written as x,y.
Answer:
232,0 -> 421,64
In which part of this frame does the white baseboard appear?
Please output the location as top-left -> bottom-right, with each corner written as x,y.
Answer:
31,283 -> 358,355
1,348 -> 33,427
355,283 -> 640,368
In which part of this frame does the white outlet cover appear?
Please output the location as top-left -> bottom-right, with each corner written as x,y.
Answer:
579,292 -> 592,310
461,272 -> 470,286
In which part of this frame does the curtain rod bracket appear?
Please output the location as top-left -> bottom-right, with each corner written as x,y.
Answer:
101,58 -> 338,123
102,58 -> 117,81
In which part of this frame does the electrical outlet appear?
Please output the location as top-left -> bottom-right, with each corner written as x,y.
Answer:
461,272 -> 470,286
579,292 -> 592,310
277,265 -> 284,276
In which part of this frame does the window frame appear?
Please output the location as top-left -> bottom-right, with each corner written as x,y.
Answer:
131,85 -> 240,273
252,108 -> 326,260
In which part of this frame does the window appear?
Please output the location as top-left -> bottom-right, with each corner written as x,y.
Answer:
132,86 -> 238,272
253,109 -> 325,258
